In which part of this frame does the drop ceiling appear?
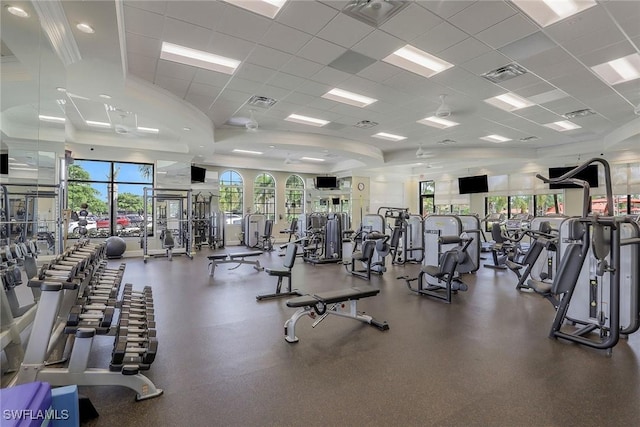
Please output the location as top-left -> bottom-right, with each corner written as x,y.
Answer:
1,0 -> 640,179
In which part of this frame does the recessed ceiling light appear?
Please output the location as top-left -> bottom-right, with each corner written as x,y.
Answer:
7,6 -> 29,18
38,115 -> 66,123
480,134 -> 512,143
322,88 -> 377,108
417,116 -> 459,129
137,126 -> 159,134
160,42 -> 240,75
284,114 -> 329,127
301,157 -> 325,162
76,23 -> 95,34
86,120 -> 111,128
372,132 -> 407,142
99,94 -> 111,99
544,120 -> 581,132
183,127 -> 191,131
268,145 -> 275,149
223,0 -> 287,19
512,0 -> 596,27
199,145 -> 204,148
485,92 -> 535,112
591,53 -> 640,85
383,44 -> 454,78
56,87 -> 66,92
233,149 -> 263,155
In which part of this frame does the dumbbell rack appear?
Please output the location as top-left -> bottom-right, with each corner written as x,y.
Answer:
11,240 -> 163,401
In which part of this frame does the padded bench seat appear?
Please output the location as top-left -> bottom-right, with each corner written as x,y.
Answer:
284,286 -> 388,343
208,251 -> 264,277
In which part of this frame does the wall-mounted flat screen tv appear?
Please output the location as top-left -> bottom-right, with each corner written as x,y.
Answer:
548,165 -> 599,189
316,176 -> 338,189
458,175 -> 489,194
0,153 -> 8,175
191,165 -> 206,183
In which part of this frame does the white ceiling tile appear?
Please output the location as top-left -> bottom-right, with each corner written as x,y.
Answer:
297,38 -> 346,65
434,69 -> 505,99
295,80 -> 332,97
234,63 -> 277,84
156,60 -> 196,80
280,57 -> 324,78
124,5 -> 164,39
193,69 -> 233,87
310,66 -> 351,86
577,41 -> 636,67
338,76 -> 378,94
217,5 -> 273,43
164,1 -> 227,31
317,13 -> 373,48
254,85 -> 291,102
448,1 -> 518,35
357,62 -> 401,83
562,26 -> 627,58
352,30 -> 404,61
412,22 -> 469,54
126,32 -> 161,57
161,17 -> 213,51
383,70 -> 448,96
527,89 -> 569,105
543,97 -> 589,115
277,1 -> 338,34
544,6 -> 614,43
267,72 -> 306,91
225,77 -> 262,95
184,92 -> 212,113
187,82 -> 223,99
216,88 -> 254,104
438,37 -> 492,64
380,3 -> 442,41
511,105 -> 561,123
306,97 -> 340,111
127,53 -> 157,79
123,1 -> 167,15
550,74 -> 614,103
461,51 -> 511,75
207,32 -> 256,61
246,46 -> 292,71
260,23 -> 314,54
516,81 -> 556,98
618,13 -> 640,38
496,73 -> 544,91
475,13 -> 538,49
154,75 -> 190,99
418,0 -> 476,19
499,31 -> 557,62
284,92 -> 320,106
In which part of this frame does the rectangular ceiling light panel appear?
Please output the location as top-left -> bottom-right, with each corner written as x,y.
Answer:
160,42 -> 240,75
544,120 -> 581,131
512,0 -> 596,27
485,92 -> 535,111
137,126 -> 160,134
480,134 -> 511,143
301,157 -> 325,162
322,88 -> 377,108
591,53 -> 640,85
285,114 -> 330,127
383,45 -> 453,78
86,120 -> 111,128
38,115 -> 66,123
417,116 -> 459,129
223,0 -> 287,19
233,149 -> 263,155
372,132 -> 407,142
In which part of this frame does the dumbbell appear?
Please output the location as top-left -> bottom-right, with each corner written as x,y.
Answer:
111,336 -> 158,365
67,305 -> 114,328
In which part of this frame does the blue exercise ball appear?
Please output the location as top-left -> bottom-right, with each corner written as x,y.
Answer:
105,236 -> 127,259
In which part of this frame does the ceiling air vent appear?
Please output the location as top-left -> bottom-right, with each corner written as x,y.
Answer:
519,136 -> 539,142
481,63 -> 528,83
342,0 -> 411,28
563,108 -> 595,119
354,120 -> 379,128
437,139 -> 456,145
247,95 -> 277,109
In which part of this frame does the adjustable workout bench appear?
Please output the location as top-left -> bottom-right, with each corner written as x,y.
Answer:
284,286 -> 389,343
207,251 -> 264,277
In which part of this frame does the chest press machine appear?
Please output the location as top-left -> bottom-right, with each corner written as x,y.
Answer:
283,286 -> 389,343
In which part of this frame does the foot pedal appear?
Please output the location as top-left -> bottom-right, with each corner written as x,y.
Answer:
121,365 -> 139,375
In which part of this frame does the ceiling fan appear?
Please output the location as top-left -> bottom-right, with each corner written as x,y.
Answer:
225,110 -> 259,131
416,144 -> 432,159
284,153 -> 301,165
435,94 -> 451,118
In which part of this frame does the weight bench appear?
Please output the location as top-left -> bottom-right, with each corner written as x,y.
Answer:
208,251 -> 264,277
284,286 -> 389,343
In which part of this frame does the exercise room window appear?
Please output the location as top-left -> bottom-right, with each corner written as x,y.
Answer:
485,196 -> 507,231
285,175 -> 304,222
254,173 -> 275,222
536,194 -> 564,215
219,170 -> 244,225
419,180 -> 435,216
66,160 -> 153,238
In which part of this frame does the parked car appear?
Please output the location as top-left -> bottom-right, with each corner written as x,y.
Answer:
68,220 -> 97,234
96,216 -> 131,230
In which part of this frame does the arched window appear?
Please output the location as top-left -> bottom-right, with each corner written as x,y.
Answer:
254,173 -> 276,221
285,175 -> 304,222
220,170 -> 243,225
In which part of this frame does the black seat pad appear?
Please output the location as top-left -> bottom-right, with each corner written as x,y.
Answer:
287,286 -> 380,308
208,251 -> 263,260
265,268 -> 290,277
